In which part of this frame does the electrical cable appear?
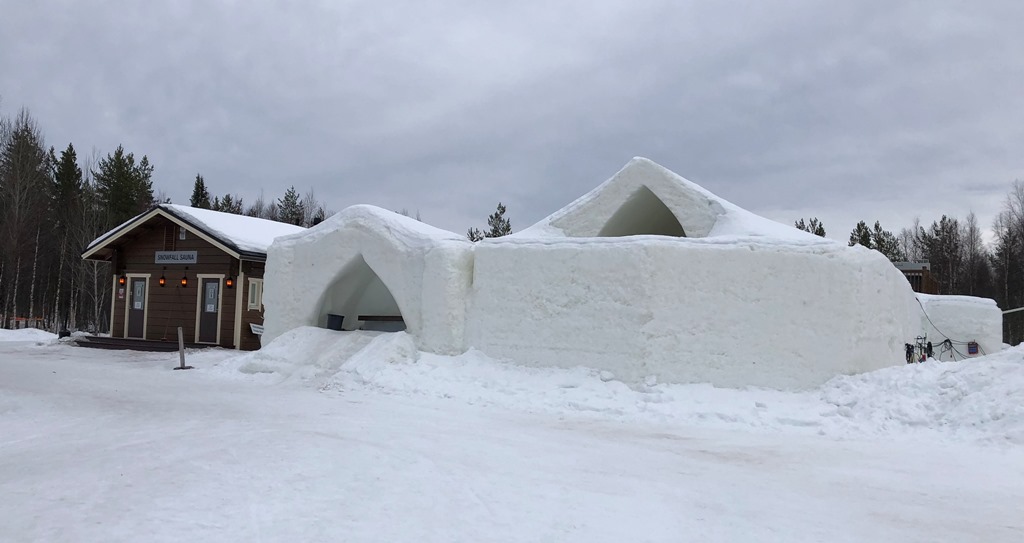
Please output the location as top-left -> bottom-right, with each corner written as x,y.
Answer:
914,296 -> 982,357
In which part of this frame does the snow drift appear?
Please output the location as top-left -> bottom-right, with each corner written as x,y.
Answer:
262,158 -> 997,389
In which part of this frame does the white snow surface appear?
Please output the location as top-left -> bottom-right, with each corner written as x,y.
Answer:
0,328 -> 57,343
2,332 -> 1023,542
915,293 -> 1003,359
465,238 -> 916,389
513,157 -> 828,242
262,205 -> 473,353
263,158 -> 934,389
86,204 -> 305,255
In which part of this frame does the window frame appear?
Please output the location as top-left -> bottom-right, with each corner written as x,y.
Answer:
247,278 -> 264,311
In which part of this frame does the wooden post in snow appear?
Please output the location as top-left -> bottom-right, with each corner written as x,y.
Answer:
174,326 -> 193,370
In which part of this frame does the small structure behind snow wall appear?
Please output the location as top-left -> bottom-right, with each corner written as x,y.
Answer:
915,294 -> 1002,360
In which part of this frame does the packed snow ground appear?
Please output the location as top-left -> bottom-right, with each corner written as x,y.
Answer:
2,329 -> 1023,542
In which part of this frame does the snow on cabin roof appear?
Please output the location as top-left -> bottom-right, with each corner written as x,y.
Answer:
84,204 -> 306,260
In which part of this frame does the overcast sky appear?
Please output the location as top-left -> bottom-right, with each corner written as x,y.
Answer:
2,1 -> 1022,240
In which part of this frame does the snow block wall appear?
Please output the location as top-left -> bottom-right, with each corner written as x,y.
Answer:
466,238 -> 917,390
915,294 -> 1002,360
261,206 -> 473,354
261,157 -> 999,390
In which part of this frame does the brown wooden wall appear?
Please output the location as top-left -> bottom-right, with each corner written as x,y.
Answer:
239,260 -> 266,351
107,215 -> 261,349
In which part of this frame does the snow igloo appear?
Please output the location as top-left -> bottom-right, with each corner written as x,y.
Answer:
263,158 -> 928,389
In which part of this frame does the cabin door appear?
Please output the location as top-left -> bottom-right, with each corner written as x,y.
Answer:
198,278 -> 220,343
127,278 -> 147,338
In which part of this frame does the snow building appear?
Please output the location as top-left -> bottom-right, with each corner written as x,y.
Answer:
262,158 -> 996,389
81,204 -> 304,350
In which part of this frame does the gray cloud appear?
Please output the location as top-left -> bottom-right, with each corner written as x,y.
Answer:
2,0 -> 1022,240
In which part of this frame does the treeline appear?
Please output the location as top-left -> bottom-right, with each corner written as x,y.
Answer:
796,181 -> 1024,343
0,106 -> 329,332
0,108 -> 156,334
187,175 -> 330,227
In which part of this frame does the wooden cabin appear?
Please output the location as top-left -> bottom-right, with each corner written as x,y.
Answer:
82,204 -> 305,350
894,261 -> 940,295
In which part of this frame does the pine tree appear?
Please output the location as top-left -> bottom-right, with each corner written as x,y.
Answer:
277,186 -> 303,226
49,143 -> 83,330
848,221 -> 872,247
919,215 -> 963,294
93,145 -> 154,227
311,206 -> 326,225
485,202 -> 511,238
50,143 -> 82,230
794,217 -> 826,237
870,221 -> 905,262
0,109 -> 52,324
467,228 -> 484,242
217,193 -> 243,214
189,174 -> 211,208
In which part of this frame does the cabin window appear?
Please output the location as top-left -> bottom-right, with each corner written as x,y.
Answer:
179,226 -> 186,240
247,279 -> 263,311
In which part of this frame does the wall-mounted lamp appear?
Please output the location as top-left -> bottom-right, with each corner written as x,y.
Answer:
180,266 -> 189,288
226,276 -> 234,289
159,267 -> 167,287
118,274 -> 127,286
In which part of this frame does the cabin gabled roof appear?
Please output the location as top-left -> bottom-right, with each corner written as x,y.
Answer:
82,204 -> 306,262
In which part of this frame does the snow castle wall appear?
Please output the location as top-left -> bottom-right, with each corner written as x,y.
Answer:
915,294 -> 1002,360
465,238 -> 918,390
261,206 -> 473,354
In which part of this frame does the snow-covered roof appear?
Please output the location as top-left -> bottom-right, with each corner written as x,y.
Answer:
83,204 -> 306,261
272,204 -> 465,249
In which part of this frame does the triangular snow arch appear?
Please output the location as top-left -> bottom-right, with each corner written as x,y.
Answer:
528,158 -> 724,239
598,186 -> 686,237
317,254 -> 405,331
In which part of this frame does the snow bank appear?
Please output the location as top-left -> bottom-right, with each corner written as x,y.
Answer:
241,326 -> 1024,444
0,329 -> 57,343
915,294 -> 1002,360
821,345 -> 1024,443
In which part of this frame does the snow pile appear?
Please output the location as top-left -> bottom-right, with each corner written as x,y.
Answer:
0,329 -> 57,343
210,327 -> 393,383
915,294 -> 1003,360
821,346 -> 1024,443
242,327 -> 1024,443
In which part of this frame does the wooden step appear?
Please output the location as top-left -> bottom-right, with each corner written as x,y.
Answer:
74,335 -> 219,352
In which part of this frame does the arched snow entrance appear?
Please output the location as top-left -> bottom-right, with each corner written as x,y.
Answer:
598,186 -> 686,237
316,255 -> 406,332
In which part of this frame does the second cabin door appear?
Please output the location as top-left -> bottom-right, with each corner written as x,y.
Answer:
198,278 -> 220,343
127,278 -> 146,338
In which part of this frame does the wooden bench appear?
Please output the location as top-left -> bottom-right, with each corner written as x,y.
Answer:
357,315 -> 404,322
356,315 -> 406,332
